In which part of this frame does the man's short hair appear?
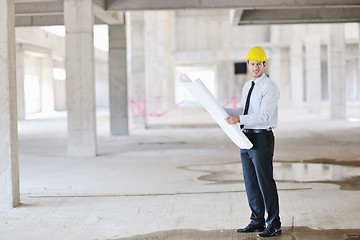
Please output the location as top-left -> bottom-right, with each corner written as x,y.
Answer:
247,60 -> 266,64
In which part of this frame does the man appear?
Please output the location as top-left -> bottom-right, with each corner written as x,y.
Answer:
224,46 -> 281,237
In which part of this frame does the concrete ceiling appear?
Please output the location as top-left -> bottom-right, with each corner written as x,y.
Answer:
14,0 -> 360,27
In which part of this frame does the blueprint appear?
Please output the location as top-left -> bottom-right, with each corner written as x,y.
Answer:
179,73 -> 253,149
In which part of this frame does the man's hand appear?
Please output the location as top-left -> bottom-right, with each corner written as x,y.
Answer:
225,115 -> 240,125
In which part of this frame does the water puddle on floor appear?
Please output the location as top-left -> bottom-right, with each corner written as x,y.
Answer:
178,161 -> 360,190
115,227 -> 360,240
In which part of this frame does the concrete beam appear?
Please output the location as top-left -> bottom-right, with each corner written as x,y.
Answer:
15,0 -> 60,2
15,1 -> 63,16
15,27 -> 65,58
15,14 -> 108,26
107,0 -> 360,10
14,0 -> 360,26
93,4 -> 124,25
93,0 -> 106,9
22,43 -> 52,55
0,0 -> 20,209
237,7 -> 360,25
15,0 -> 119,26
15,15 -> 64,26
229,9 -> 243,26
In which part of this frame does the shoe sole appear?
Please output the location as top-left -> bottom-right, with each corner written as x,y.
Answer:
235,228 -> 265,233
257,229 -> 281,237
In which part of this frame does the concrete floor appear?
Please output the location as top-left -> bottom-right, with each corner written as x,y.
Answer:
1,107 -> 360,240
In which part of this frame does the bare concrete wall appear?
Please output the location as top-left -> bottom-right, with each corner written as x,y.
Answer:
175,10 -> 269,51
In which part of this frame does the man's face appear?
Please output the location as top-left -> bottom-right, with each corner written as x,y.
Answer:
247,60 -> 266,80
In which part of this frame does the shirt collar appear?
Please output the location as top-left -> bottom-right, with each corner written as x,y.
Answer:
253,73 -> 266,85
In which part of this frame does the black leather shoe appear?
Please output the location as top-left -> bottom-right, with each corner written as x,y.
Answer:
257,226 -> 281,237
235,223 -> 265,233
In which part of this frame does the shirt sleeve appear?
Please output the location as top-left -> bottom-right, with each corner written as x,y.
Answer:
239,83 -> 280,127
224,107 -> 243,116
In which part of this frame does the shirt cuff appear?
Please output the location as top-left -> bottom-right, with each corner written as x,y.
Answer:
239,115 -> 245,125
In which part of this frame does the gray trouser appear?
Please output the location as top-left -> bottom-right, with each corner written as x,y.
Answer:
240,131 -> 281,228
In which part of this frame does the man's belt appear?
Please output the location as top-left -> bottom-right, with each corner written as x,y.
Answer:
242,128 -> 272,133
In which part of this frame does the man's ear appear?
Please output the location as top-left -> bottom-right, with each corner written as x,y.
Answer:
263,62 -> 266,68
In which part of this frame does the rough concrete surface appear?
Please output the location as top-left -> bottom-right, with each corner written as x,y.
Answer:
0,107 -> 360,240
118,228 -> 360,240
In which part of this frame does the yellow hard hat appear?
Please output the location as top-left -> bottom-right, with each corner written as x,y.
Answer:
246,46 -> 267,62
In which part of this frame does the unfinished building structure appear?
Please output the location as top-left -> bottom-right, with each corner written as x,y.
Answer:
1,1 -> 360,239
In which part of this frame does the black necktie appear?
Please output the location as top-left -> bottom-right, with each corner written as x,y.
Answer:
241,81 -> 255,129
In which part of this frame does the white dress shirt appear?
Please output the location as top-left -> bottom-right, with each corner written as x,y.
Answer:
225,73 -> 280,129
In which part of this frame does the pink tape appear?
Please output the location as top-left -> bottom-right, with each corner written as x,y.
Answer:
222,94 -> 238,108
130,98 -> 185,117
130,95 -> 237,117
144,101 -> 185,117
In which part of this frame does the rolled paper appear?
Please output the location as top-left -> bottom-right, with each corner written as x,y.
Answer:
180,73 -> 253,149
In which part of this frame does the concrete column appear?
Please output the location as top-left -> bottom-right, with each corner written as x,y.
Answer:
328,24 -> 346,119
280,48 -> 291,106
129,12 -> 146,127
269,26 -> 283,104
145,11 -> 173,114
290,28 -> 304,107
269,48 -> 281,89
95,56 -> 109,108
16,44 -> 26,119
0,0 -> 20,208
109,24 -> 129,135
217,62 -> 235,104
53,60 -> 67,111
358,23 -> 360,102
41,54 -> 55,114
64,0 -> 97,157
305,35 -> 322,113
